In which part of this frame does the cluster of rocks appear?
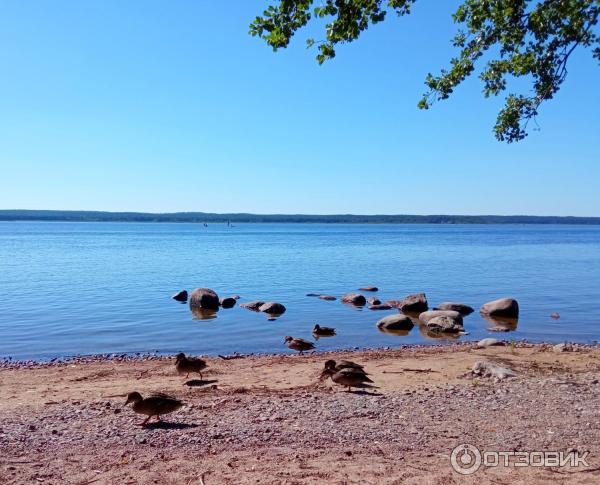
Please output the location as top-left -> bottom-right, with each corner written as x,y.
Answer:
173,284 -> 521,339
375,294 -> 519,336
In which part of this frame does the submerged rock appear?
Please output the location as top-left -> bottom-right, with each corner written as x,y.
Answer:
376,314 -> 414,331
319,295 -> 337,301
359,286 -> 379,292
220,297 -> 237,309
240,301 -> 265,312
258,302 -> 286,315
369,304 -> 393,311
480,298 -> 519,318
341,293 -> 366,306
434,302 -> 474,315
189,288 -> 219,311
172,290 -> 188,302
367,297 -> 381,306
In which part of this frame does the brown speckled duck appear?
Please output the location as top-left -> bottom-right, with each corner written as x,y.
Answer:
324,359 -> 366,373
284,336 -> 315,355
124,392 -> 184,426
312,324 -> 336,337
320,364 -> 376,392
175,352 -> 207,379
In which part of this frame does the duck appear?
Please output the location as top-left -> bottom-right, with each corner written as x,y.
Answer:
323,359 -> 366,373
320,366 -> 376,392
175,352 -> 207,379
312,324 -> 336,337
124,392 -> 184,426
284,336 -> 315,355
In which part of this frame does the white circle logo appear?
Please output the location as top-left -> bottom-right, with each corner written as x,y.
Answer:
451,444 -> 482,475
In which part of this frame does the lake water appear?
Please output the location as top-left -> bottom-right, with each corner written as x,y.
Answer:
1,222 -> 599,361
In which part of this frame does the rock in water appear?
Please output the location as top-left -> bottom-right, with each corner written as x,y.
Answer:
319,295 -> 337,301
425,315 -> 463,334
419,310 -> 463,325
341,293 -> 366,306
220,297 -> 237,309
369,304 -> 393,310
189,288 -> 219,311
434,302 -> 474,315
376,314 -> 414,331
258,302 -> 286,315
172,290 -> 188,302
398,293 -> 428,313
359,286 -> 379,292
367,297 -> 381,306
240,301 -> 265,312
480,298 -> 519,318
551,312 -> 560,319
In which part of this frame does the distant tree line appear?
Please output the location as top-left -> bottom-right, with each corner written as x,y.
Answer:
0,210 -> 598,224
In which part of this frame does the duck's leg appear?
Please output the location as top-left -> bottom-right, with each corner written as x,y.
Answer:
199,372 -> 203,380
137,415 -> 152,426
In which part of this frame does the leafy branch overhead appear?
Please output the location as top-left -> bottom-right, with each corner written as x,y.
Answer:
250,0 -> 600,142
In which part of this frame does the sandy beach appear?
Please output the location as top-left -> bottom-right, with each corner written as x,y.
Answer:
1,342 -> 600,484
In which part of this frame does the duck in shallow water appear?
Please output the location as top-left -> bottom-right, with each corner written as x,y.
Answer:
312,324 -> 336,337
284,336 -> 315,355
175,352 -> 207,380
124,392 -> 184,426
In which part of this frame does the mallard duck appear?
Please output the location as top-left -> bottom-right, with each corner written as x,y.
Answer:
124,392 -> 184,426
320,367 -> 377,392
284,336 -> 315,355
312,324 -> 336,337
324,359 -> 366,373
175,352 -> 207,379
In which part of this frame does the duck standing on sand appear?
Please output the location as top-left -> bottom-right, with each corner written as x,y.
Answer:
284,336 -> 315,355
320,361 -> 376,392
312,324 -> 336,337
175,352 -> 207,380
124,392 -> 184,426
323,359 -> 366,373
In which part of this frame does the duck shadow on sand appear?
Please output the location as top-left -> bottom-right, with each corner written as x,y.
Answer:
185,378 -> 218,387
144,421 -> 198,430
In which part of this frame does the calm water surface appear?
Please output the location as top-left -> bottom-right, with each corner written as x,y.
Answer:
1,222 -> 599,360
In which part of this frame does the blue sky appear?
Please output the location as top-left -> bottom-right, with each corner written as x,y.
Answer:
0,1 -> 598,216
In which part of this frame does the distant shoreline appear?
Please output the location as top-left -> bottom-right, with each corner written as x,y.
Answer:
1,210 -> 599,224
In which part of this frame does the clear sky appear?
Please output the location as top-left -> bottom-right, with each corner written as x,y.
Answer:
0,1 -> 598,216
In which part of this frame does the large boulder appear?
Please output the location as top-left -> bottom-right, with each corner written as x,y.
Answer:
359,286 -> 379,292
189,288 -> 219,311
240,301 -> 265,312
426,315 -> 463,334
220,297 -> 237,309
258,302 -> 286,315
480,298 -> 519,318
341,293 -> 366,306
434,302 -> 474,315
419,310 -> 463,325
377,314 -> 414,331
388,293 -> 428,313
172,290 -> 188,302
